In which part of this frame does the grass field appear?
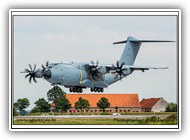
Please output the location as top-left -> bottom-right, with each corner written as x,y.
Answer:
13,114 -> 177,125
27,111 -> 177,116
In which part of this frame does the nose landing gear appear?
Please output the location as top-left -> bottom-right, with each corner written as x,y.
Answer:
53,85 -> 60,90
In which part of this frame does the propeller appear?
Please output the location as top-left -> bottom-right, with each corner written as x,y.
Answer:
21,64 -> 37,83
42,61 -> 49,70
88,60 -> 102,80
21,61 -> 52,83
112,61 -> 127,79
41,61 -> 52,79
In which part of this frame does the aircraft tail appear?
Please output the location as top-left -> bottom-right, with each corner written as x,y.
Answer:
113,36 -> 174,65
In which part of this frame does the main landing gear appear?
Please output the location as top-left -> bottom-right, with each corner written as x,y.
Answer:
90,87 -> 104,92
69,87 -> 83,93
69,87 -> 104,93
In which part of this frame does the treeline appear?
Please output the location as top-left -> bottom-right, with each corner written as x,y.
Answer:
13,87 -> 110,115
13,86 -> 178,116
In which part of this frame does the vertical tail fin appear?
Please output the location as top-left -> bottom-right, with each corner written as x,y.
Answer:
114,36 -> 141,65
113,36 -> 175,65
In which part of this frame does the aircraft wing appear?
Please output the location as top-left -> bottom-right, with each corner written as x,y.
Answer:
85,63 -> 115,73
102,64 -> 116,73
129,66 -> 168,72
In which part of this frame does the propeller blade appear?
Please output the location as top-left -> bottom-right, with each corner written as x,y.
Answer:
120,62 -> 124,69
25,69 -> 31,73
33,76 -> 37,83
97,66 -> 102,71
25,73 -> 30,78
120,68 -> 127,72
42,64 -> 45,70
46,61 -> 49,67
91,60 -> 94,66
29,76 -> 32,83
20,71 -> 27,73
28,64 -> 32,71
116,61 -> 119,68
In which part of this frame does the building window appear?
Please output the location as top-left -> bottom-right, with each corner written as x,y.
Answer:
94,110 -> 97,112
86,110 -> 88,112
115,110 -> 118,112
90,110 -> 93,112
119,110 -> 122,112
77,110 -> 80,112
110,110 -> 112,112
69,110 -> 72,112
128,110 -> 130,112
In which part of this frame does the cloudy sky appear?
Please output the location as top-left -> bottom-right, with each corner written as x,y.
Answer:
13,12 -> 177,110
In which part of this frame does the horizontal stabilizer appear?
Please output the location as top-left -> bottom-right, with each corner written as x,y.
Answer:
113,40 -> 128,44
129,66 -> 168,72
130,40 -> 175,43
113,39 -> 175,44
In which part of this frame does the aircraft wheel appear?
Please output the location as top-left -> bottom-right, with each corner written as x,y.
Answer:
79,88 -> 83,93
53,86 -> 57,90
100,88 -> 104,92
69,88 -> 73,92
76,88 -> 79,93
90,88 -> 94,92
97,88 -> 101,92
94,87 -> 97,92
73,88 -> 76,92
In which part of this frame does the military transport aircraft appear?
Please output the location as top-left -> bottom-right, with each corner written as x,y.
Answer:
21,36 -> 174,93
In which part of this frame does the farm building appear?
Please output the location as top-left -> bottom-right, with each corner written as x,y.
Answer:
140,97 -> 168,112
51,94 -> 141,113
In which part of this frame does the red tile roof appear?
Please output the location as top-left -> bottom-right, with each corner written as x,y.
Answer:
140,98 -> 161,108
65,94 -> 141,108
51,102 -> 55,107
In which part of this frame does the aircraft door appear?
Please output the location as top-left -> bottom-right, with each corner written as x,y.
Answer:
63,68 -> 80,86
63,74 -> 70,84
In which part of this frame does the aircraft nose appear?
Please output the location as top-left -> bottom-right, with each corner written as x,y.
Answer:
43,69 -> 52,79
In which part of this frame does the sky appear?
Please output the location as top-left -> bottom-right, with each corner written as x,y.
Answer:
13,13 -> 177,110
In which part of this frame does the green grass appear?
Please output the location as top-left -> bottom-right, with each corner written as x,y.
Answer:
28,112 -> 177,116
14,115 -> 177,125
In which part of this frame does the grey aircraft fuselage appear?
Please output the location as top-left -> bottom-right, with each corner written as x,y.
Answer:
22,36 -> 174,93
44,62 -> 132,89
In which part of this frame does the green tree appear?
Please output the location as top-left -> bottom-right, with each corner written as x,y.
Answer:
166,102 -> 177,112
97,97 -> 110,112
47,86 -> 70,113
47,86 -> 66,102
13,98 -> 30,115
13,106 -> 18,116
55,95 -> 71,112
31,106 -> 40,113
74,97 -> 90,114
34,98 -> 50,113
